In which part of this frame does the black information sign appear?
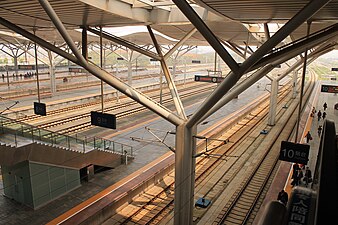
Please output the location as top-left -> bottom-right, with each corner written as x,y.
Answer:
195,75 -> 224,83
18,65 -> 35,70
150,58 -> 158,61
117,57 -> 124,60
331,67 -> 338,71
192,60 -> 201,64
279,141 -> 309,164
321,84 -> 338,93
69,67 -> 85,73
34,102 -> 46,116
91,111 -> 116,129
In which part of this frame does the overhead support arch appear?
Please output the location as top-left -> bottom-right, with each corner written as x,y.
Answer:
222,40 -> 248,60
252,24 -> 338,70
171,0 -> 239,73
0,4 -> 184,126
198,64 -> 275,124
163,27 -> 197,60
87,27 -> 161,61
174,0 -> 331,129
147,25 -> 187,119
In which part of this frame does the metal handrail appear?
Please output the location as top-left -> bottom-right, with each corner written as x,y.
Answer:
0,115 -> 133,157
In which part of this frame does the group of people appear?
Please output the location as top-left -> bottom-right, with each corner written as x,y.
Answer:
291,163 -> 313,187
277,163 -> 313,206
306,102 -> 329,142
1,71 -> 37,80
278,102 -> 328,206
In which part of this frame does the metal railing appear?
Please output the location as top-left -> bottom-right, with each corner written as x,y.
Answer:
0,115 -> 133,157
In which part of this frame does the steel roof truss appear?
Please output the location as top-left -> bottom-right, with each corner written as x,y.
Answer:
172,0 -> 240,73
87,27 -> 161,61
0,16 -> 183,125
186,0 -> 332,128
147,25 -> 187,119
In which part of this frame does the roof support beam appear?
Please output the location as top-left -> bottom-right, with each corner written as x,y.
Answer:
172,0 -> 239,72
0,21 -> 183,127
197,64 -> 275,124
264,23 -> 270,41
186,0 -> 332,128
163,28 -> 197,60
147,25 -> 187,119
87,27 -> 161,60
252,24 -> 338,70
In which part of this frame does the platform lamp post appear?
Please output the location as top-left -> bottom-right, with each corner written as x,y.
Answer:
100,26 -> 104,112
33,28 -> 41,103
160,71 -> 163,104
5,64 -> 9,88
295,21 -> 311,143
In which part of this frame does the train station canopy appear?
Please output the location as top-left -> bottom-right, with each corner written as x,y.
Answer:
0,0 -> 337,46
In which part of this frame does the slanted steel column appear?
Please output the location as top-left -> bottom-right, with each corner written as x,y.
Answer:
147,26 -> 186,119
82,27 -> 88,60
163,28 -> 197,60
268,78 -> 278,126
29,0 -> 183,126
172,0 -> 239,72
182,0 -> 331,128
198,65 -> 275,123
174,123 -> 197,225
264,23 -> 271,40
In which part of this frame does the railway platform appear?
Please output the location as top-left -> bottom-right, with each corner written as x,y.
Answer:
0,76 -> 270,224
254,80 -> 338,224
1,78 -> 336,225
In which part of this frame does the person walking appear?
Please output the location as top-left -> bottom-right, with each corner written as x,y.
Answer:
277,189 -> 288,205
305,131 -> 312,143
323,102 -> 327,111
322,111 -> 326,120
318,125 -> 323,136
317,110 -> 322,121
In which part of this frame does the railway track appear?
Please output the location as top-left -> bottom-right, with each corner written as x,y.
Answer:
2,82 -> 215,135
99,76 -> 313,225
212,73 -> 315,225
54,84 -> 215,135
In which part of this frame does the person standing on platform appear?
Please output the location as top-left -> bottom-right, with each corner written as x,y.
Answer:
303,167 -> 312,187
323,102 -> 327,111
318,125 -> 323,136
310,107 -> 316,117
291,163 -> 300,186
317,110 -> 322,121
305,131 -> 312,143
322,111 -> 327,120
277,189 -> 288,205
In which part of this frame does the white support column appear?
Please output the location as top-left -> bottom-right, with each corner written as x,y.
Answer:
13,56 -> 18,76
292,70 -> 298,99
268,78 -> 278,126
47,50 -> 56,94
174,123 -> 196,225
172,58 -> 176,77
127,60 -> 132,85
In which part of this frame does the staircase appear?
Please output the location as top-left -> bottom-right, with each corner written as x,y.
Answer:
0,115 -> 133,169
